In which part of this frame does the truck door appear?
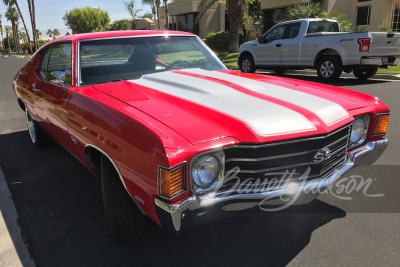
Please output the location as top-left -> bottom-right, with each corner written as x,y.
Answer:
281,22 -> 302,66
253,24 -> 286,66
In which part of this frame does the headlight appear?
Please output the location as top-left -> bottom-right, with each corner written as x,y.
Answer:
192,155 -> 221,189
350,115 -> 370,148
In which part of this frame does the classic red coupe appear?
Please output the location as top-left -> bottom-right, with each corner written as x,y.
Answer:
13,31 -> 390,239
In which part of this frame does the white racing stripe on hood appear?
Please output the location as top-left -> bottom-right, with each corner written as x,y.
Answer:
130,72 -> 316,136
182,69 -> 349,126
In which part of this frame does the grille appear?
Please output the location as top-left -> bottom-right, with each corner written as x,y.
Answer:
223,124 -> 351,184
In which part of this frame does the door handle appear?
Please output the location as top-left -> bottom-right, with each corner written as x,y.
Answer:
33,88 -> 40,92
276,44 -> 282,47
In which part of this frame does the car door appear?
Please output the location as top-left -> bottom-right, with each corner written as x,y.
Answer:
253,24 -> 286,66
281,22 -> 302,66
34,43 -> 72,144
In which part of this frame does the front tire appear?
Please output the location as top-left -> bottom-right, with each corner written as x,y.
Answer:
25,109 -> 47,149
316,56 -> 342,82
353,66 -> 378,80
239,54 -> 256,73
101,156 -> 145,240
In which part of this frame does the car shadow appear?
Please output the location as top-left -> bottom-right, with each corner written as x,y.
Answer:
0,131 -> 346,267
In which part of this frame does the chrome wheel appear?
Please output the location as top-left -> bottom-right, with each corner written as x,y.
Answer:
26,109 -> 36,144
241,59 -> 251,72
320,61 -> 334,78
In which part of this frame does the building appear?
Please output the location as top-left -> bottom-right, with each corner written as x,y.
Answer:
168,0 -> 226,37
261,0 -> 400,32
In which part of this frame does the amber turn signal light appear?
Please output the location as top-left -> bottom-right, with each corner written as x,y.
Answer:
374,114 -> 390,135
159,164 -> 186,198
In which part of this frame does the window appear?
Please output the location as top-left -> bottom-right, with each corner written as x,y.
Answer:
357,6 -> 371,25
307,21 -> 340,33
37,48 -> 51,79
176,13 -> 199,35
47,43 -> 72,86
263,25 -> 286,42
392,3 -> 400,32
286,23 -> 301,39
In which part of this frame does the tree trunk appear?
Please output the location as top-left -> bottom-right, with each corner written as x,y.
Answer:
228,21 -> 240,53
156,0 -> 161,30
164,0 -> 169,30
32,0 -> 38,50
15,1 -> 32,54
227,0 -> 245,53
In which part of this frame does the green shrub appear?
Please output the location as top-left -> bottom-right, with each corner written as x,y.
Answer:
203,31 -> 246,51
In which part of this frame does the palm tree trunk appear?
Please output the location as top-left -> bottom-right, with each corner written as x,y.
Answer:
164,0 -> 169,30
156,0 -> 160,30
32,0 -> 38,50
15,0 -> 32,54
227,0 -> 245,53
27,0 -> 37,51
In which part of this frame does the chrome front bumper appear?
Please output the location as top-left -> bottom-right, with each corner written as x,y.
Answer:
155,139 -> 388,233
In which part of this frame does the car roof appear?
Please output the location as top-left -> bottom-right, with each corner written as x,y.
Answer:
49,30 -> 196,43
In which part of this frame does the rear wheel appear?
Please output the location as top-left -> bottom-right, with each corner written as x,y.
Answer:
25,109 -> 47,149
316,56 -> 342,82
353,66 -> 378,80
101,156 -> 145,240
239,54 -> 256,73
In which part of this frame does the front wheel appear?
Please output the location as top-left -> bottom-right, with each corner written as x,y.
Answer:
316,56 -> 342,82
101,156 -> 145,240
353,66 -> 378,80
239,54 -> 256,73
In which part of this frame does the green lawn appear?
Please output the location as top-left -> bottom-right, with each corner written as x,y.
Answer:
214,51 -> 400,74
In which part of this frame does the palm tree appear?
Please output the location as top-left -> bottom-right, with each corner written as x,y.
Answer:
5,6 -> 20,53
19,29 -> 28,43
3,0 -> 32,53
142,0 -> 159,29
4,25 -> 12,54
27,0 -> 38,51
0,15 -> 4,51
53,28 -> 60,37
46,29 -> 53,38
35,29 -> 41,38
163,0 -> 169,30
198,0 -> 245,52
124,0 -> 143,30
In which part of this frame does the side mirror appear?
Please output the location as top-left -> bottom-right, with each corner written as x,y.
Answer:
258,36 -> 264,43
49,70 -> 71,88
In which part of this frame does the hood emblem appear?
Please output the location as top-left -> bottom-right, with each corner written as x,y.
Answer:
314,147 -> 332,163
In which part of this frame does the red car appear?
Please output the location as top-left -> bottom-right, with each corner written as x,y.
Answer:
13,31 -> 390,239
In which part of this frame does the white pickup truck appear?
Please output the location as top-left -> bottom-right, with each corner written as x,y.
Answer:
238,18 -> 400,81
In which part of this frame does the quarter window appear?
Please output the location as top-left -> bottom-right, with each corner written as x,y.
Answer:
37,48 -> 51,79
47,43 -> 72,86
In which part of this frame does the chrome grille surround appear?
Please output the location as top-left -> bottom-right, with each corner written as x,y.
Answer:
223,124 -> 352,186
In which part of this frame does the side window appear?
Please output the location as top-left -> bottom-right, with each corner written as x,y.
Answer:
47,43 -> 72,86
37,48 -> 51,79
263,25 -> 286,43
286,23 -> 301,39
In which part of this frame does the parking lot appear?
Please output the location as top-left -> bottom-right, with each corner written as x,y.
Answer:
0,56 -> 399,266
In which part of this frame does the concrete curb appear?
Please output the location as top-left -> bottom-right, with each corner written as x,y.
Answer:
229,68 -> 400,80
0,168 -> 35,267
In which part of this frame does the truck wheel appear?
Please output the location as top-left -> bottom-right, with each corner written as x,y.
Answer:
240,54 -> 256,73
353,67 -> 378,80
25,108 -> 47,149
101,156 -> 145,240
316,56 -> 342,82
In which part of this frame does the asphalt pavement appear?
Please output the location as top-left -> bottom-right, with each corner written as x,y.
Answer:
0,56 -> 399,266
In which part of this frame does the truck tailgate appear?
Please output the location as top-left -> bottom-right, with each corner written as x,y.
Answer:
369,32 -> 400,56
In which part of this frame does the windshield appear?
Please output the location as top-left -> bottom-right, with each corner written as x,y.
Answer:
78,35 -> 226,85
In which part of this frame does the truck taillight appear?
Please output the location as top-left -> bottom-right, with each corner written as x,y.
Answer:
358,38 -> 370,52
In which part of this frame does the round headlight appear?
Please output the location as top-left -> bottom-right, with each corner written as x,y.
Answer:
192,155 -> 220,188
350,116 -> 369,147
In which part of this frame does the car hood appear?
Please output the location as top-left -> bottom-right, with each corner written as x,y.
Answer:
92,69 -> 374,145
